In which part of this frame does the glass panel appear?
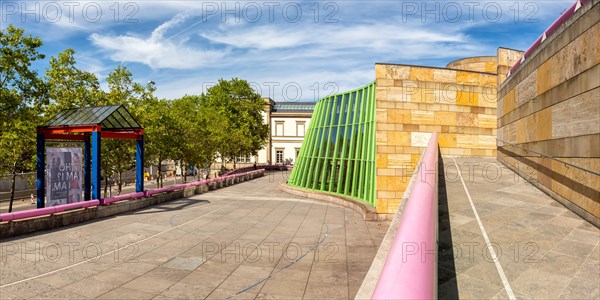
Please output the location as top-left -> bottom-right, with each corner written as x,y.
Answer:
95,106 -> 120,124
62,109 -> 87,126
79,106 -> 109,125
288,82 -> 376,205
348,92 -> 356,124
42,105 -> 129,127
101,115 -> 119,129
46,109 -> 76,126
111,109 -> 130,129
67,107 -> 96,125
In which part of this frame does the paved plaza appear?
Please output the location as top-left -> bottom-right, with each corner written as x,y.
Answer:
0,171 -> 388,299
1,160 -> 599,299
439,157 -> 600,299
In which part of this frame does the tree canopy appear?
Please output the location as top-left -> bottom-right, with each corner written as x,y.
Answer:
201,78 -> 269,166
0,25 -> 270,205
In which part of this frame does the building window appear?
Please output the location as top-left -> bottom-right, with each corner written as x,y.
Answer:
296,122 -> 305,136
276,149 -> 284,164
275,121 -> 284,136
236,156 -> 249,163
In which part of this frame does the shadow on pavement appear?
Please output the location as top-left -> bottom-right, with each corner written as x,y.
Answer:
438,149 -> 459,299
130,199 -> 210,215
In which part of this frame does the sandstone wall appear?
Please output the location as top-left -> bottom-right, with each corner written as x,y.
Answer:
497,1 -> 600,224
375,64 -> 498,213
446,56 -> 497,73
497,48 -> 524,85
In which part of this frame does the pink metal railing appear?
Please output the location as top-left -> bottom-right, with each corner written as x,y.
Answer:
508,0 -> 588,77
0,200 -> 100,222
372,133 -> 439,299
0,169 -> 264,222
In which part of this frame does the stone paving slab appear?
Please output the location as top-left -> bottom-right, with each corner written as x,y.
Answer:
439,156 -> 600,299
0,171 -> 388,299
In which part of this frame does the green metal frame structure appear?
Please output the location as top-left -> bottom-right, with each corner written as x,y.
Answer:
288,82 -> 377,207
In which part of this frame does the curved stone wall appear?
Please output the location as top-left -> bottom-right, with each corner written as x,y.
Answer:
446,56 -> 497,73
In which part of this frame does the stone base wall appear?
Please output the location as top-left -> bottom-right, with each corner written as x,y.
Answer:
280,183 -> 391,221
497,1 -> 600,222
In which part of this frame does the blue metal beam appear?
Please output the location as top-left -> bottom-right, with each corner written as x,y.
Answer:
136,136 -> 144,193
91,131 -> 101,200
36,133 -> 45,208
84,134 -> 91,201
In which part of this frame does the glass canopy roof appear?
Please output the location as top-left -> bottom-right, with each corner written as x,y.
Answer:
41,105 -> 141,130
272,102 -> 316,113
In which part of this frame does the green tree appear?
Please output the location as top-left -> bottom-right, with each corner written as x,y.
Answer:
0,25 -> 46,122
138,98 -> 177,188
0,108 -> 39,212
170,96 -> 198,183
102,66 -> 146,195
194,105 -> 228,179
0,25 -> 46,212
170,95 -> 230,182
43,48 -> 102,116
201,78 -> 269,169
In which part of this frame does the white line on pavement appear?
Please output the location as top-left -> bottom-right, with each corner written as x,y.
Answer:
453,158 -> 516,300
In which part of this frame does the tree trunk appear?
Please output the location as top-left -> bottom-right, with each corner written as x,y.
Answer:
155,161 -> 160,188
117,172 -> 123,195
104,173 -> 109,198
8,168 -> 17,213
182,161 -> 187,183
158,159 -> 163,188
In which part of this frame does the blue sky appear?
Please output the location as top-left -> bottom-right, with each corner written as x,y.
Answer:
1,0 -> 574,101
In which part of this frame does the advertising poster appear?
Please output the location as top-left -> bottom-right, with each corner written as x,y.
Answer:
46,147 -> 83,206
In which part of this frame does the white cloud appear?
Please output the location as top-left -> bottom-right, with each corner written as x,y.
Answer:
201,22 -> 467,51
90,12 -> 228,70
90,33 -> 227,69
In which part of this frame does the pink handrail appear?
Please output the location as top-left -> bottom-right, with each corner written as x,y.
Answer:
101,192 -> 146,205
0,200 -> 100,222
508,0 -> 587,77
372,133 -> 439,299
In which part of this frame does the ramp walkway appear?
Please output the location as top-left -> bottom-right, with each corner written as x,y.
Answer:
439,156 -> 599,299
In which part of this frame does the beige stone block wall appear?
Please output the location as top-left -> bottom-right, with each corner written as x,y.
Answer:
497,1 -> 600,223
375,63 -> 498,214
446,56 -> 498,73
497,48 -> 524,85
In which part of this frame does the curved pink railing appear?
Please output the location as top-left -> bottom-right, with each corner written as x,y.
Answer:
223,164 -> 288,176
508,0 -> 588,77
372,133 -> 439,299
101,191 -> 146,205
0,169 -> 265,222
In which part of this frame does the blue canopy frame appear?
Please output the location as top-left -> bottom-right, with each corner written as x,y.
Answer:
36,105 -> 144,208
